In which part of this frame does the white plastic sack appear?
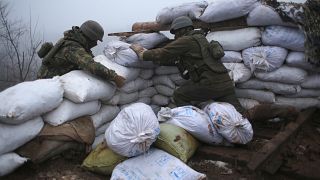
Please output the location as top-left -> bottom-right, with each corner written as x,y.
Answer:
206,28 -> 261,51
237,79 -> 301,95
301,74 -> 320,89
153,75 -> 176,89
111,148 -> 206,180
238,98 -> 260,110
91,105 -> 120,129
104,91 -> 139,105
96,122 -> 111,136
155,66 -> 179,75
139,69 -> 154,80
43,99 -> 101,126
152,94 -> 170,106
106,103 -> 160,157
156,1 -> 208,24
199,0 -> 258,23
254,66 -> 307,84
158,106 -> 223,145
0,153 -> 28,176
242,46 -> 287,72
0,117 -> 44,155
169,73 -> 189,86
0,78 -> 63,124
92,134 -> 105,149
120,78 -> 153,93
204,102 -> 253,144
221,51 -> 243,63
286,52 -> 320,71
223,63 -> 251,83
139,87 -> 157,98
125,33 -> 169,49
262,26 -> 305,51
60,70 -> 116,103
247,5 -> 296,26
275,97 -> 320,110
284,89 -> 320,98
235,88 -> 275,103
155,85 -> 175,97
93,55 -> 140,83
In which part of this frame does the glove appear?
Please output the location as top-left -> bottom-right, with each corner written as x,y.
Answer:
130,44 -> 145,60
114,75 -> 126,88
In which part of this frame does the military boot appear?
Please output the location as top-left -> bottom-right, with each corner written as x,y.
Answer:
244,104 -> 299,122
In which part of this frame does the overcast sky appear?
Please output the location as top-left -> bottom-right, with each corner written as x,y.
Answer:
8,0 -> 305,55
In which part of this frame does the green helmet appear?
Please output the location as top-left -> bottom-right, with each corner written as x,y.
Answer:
80,20 -> 104,42
170,16 -> 193,34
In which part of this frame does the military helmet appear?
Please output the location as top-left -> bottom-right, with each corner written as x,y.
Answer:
170,16 -> 193,34
80,20 -> 104,42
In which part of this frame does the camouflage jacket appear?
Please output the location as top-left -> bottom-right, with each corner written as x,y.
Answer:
143,30 -> 231,84
37,26 -> 117,80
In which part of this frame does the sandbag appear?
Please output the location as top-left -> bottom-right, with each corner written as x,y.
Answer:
301,74 -> 320,89
238,98 -> 260,110
0,78 -> 63,124
199,0 -> 258,23
155,85 -> 175,97
139,69 -> 154,80
284,88 -> 320,98
150,104 -> 161,114
91,105 -> 120,129
286,52 -> 320,71
0,153 -> 28,176
223,63 -> 251,83
136,97 -> 151,105
125,32 -> 169,49
151,94 -> 170,106
43,99 -> 101,126
158,106 -> 224,145
154,123 -> 199,163
103,41 -> 154,68
96,122 -> 111,137
120,77 -> 153,93
60,70 -> 116,103
235,88 -> 275,103
275,97 -> 320,110
0,117 -> 44,155
105,91 -> 139,105
156,1 -> 208,24
221,51 -> 243,63
254,65 -> 307,84
242,46 -> 287,72
206,28 -> 261,51
204,102 -> 253,144
82,142 -> 127,175
153,75 -> 176,89
106,103 -> 160,157
92,134 -> 105,149
138,87 -> 157,98
262,26 -> 305,51
93,55 -> 140,83
169,73 -> 189,86
155,66 -> 179,75
111,148 -> 206,180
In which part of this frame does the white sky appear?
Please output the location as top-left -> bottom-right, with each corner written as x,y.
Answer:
8,0 -> 306,55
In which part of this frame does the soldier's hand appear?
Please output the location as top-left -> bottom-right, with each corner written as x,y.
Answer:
114,75 -> 126,88
130,44 -> 145,60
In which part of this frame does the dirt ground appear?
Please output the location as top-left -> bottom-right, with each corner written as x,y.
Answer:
3,109 -> 320,180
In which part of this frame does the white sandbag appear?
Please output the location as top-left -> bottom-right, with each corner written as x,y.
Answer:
150,105 -> 161,114
235,88 -> 275,103
237,79 -> 301,95
275,97 -> 320,110
284,88 -> 320,98
199,0 -> 258,23
158,106 -> 223,145
92,134 -> 105,149
238,98 -> 260,110
247,5 -> 296,26
152,94 -> 170,106
0,153 -> 28,176
136,97 -> 151,105
221,51 -> 243,63
254,66 -> 307,84
96,122 -> 111,136
153,75 -> 176,89
125,33 -> 169,49
242,46 -> 287,72
93,55 -> 140,83
262,26 -> 305,51
286,52 -> 320,71
156,1 -> 208,24
223,63 -> 251,83
120,78 -> 153,93
103,41 -> 154,69
203,102 -> 253,144
106,103 -> 160,157
206,28 -> 261,51
43,99 -> 101,126
155,85 -> 175,97
301,74 -> 320,89
139,87 -> 157,98
0,78 -> 63,124
0,117 -> 44,155
169,73 -> 189,86
139,69 -> 154,80
155,66 -> 179,75
111,148 -> 206,180
60,70 -> 116,103
91,105 -> 120,129
105,91 -> 139,105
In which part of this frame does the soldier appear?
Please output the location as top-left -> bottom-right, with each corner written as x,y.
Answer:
130,16 -> 299,122
37,20 -> 126,88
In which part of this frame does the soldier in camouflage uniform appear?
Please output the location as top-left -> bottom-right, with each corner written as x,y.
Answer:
131,16 -> 299,122
37,20 -> 125,87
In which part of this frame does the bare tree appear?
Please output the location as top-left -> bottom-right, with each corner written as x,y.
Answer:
0,0 -> 42,85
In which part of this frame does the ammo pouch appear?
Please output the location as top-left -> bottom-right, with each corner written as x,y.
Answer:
209,40 -> 225,59
37,42 -> 53,58
41,39 -> 65,66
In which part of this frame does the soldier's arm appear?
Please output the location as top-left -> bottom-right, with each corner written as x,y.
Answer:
64,46 -> 118,81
